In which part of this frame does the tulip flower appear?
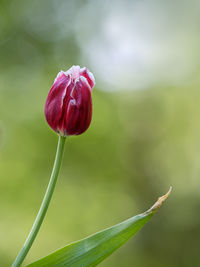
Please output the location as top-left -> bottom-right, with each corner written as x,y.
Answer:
12,66 -> 95,267
45,66 -> 95,136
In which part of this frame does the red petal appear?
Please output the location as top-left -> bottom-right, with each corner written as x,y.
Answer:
44,73 -> 71,133
65,76 -> 92,135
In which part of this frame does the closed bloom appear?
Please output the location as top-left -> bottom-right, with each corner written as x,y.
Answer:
45,66 -> 95,136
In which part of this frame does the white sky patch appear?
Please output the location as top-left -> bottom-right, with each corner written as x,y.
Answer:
74,0 -> 200,91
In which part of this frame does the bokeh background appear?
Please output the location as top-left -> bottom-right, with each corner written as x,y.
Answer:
1,0 -> 200,266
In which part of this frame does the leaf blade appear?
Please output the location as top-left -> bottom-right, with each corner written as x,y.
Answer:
26,187 -> 171,267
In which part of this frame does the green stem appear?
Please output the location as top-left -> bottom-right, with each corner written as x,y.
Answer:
12,135 -> 66,267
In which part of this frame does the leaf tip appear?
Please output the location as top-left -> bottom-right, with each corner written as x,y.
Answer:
146,186 -> 172,214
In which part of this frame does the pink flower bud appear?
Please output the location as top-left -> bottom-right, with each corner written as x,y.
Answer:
45,66 -> 95,136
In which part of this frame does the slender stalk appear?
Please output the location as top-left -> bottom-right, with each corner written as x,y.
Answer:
12,135 -> 66,267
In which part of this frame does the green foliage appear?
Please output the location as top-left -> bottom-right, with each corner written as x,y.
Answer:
1,0 -> 200,266
26,190 -> 170,267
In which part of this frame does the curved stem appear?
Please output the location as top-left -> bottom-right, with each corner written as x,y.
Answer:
12,135 -> 66,267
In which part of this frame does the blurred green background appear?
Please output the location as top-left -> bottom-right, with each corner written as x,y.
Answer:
1,0 -> 200,266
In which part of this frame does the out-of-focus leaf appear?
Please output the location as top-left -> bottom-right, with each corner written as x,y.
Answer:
26,187 -> 171,267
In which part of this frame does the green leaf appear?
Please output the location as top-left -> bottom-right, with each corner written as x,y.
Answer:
26,187 -> 171,267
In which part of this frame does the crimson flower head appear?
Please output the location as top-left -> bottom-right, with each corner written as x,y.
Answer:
45,66 -> 95,136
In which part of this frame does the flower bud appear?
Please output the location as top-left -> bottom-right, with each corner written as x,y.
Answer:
45,66 -> 95,136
